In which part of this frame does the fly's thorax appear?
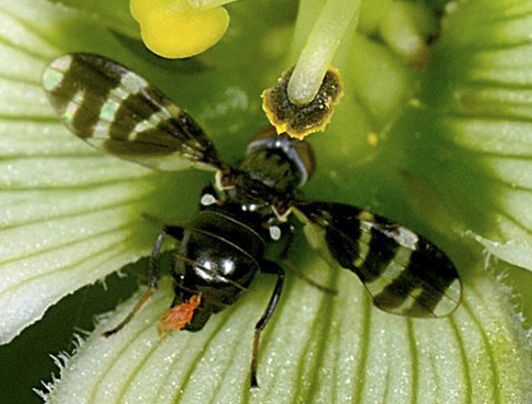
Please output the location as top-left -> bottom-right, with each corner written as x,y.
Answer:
212,171 -> 292,227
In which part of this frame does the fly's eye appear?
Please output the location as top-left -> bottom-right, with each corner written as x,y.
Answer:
251,127 -> 277,141
246,127 -> 277,155
246,128 -> 315,186
293,140 -> 315,181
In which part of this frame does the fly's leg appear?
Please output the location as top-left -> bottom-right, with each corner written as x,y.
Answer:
103,225 -> 184,337
250,260 -> 285,389
278,223 -> 337,295
283,259 -> 338,295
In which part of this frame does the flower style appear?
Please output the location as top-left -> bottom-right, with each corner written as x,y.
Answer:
0,0 -> 530,402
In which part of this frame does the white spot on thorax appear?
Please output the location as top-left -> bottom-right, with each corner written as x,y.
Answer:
200,193 -> 217,206
269,225 -> 282,241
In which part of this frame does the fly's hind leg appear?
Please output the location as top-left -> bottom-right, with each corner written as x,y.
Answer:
103,225 -> 184,337
250,260 -> 285,389
277,223 -> 337,295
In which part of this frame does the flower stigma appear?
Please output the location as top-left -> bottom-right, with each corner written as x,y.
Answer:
262,0 -> 360,139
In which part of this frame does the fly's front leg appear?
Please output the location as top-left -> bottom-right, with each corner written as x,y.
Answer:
250,260 -> 285,389
103,225 -> 184,337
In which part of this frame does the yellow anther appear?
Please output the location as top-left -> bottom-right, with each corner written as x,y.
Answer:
130,0 -> 230,59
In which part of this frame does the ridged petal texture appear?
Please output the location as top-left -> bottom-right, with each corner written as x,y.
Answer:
0,0 -> 529,403
0,0 -> 156,344
48,265 -> 529,403
422,0 -> 532,271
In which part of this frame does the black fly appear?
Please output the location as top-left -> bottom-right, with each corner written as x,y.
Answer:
43,53 -> 462,389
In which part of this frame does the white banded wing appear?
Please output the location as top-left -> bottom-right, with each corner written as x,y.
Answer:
295,201 -> 462,318
42,53 -> 222,171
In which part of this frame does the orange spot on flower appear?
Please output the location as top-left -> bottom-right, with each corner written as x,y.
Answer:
158,294 -> 202,336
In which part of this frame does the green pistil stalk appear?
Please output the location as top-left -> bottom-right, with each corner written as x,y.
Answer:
288,0 -> 361,105
188,0 -> 239,10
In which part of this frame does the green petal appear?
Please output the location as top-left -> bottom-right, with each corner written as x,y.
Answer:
317,1 -> 532,276
46,0 -> 138,38
46,260 -> 529,402
0,0 -> 529,400
422,0 -> 532,271
0,0 -> 295,346
0,0 -> 159,344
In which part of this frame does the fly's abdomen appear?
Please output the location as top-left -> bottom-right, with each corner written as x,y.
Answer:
173,209 -> 265,309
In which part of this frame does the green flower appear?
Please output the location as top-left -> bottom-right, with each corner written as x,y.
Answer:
0,0 -> 530,402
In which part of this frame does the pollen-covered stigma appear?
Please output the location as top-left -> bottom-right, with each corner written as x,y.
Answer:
262,0 -> 360,139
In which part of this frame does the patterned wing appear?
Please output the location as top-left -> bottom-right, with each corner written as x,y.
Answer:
42,53 -> 222,171
295,201 -> 462,317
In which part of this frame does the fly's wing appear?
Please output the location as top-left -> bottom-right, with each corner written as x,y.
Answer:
42,53 -> 222,171
294,201 -> 462,317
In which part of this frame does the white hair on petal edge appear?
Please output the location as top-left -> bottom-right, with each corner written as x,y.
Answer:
33,333 -> 87,402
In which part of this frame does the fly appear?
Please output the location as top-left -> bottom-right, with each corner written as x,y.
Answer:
42,53 -> 462,389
